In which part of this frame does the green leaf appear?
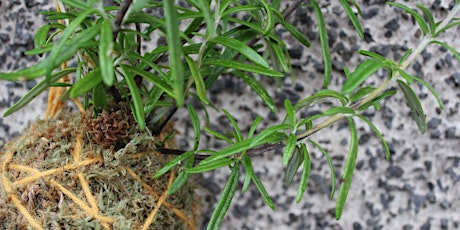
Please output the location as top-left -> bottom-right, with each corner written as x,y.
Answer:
221,5 -> 260,18
248,116 -> 262,139
70,68 -> 102,98
397,80 -> 427,134
241,155 -> 254,193
266,39 -> 289,73
34,24 -> 51,49
185,56 -> 209,104
205,59 -> 283,77
357,90 -> 396,111
154,151 -> 195,178
99,19 -> 115,86
92,83 -> 107,111
279,19 -> 310,47
222,108 -> 243,143
356,115 -> 390,160
210,36 -> 269,68
234,71 -> 276,112
295,89 -> 349,110
397,69 -> 444,109
187,104 -> 201,150
359,50 -> 388,63
339,0 -> 364,39
187,158 -> 234,174
189,0 -> 214,36
341,59 -> 382,94
283,134 -> 298,165
203,127 -> 234,144
60,0 -> 91,10
119,64 -> 174,97
200,139 -> 252,165
284,146 -> 303,187
122,65 -> 146,130
163,0 -> 185,107
252,168 -> 275,210
336,117 -> 358,220
387,2 -> 430,35
207,163 -> 239,230
144,87 -> 164,115
3,68 -> 76,117
349,86 -> 375,102
168,170 -> 190,195
284,99 -> 296,128
296,143 -> 311,203
259,0 -> 274,36
250,124 -> 290,147
416,4 -> 436,34
309,140 -> 336,200
311,0 -> 332,88
430,40 -> 460,64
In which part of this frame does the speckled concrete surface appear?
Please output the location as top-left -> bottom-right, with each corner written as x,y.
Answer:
1,1 -> 459,229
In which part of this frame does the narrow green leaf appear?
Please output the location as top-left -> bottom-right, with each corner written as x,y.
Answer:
0,62 -> 47,81
3,68 -> 76,117
154,151 -> 195,178
207,163 -> 239,230
187,104 -> 201,150
397,80 -> 427,134
163,0 -> 184,106
203,127 -> 234,144
250,124 -> 290,147
248,116 -> 262,139
168,157 -> 194,194
284,146 -> 304,187
430,40 -> 460,64
398,49 -> 413,65
295,89 -> 349,110
205,59 -> 283,77
341,59 -> 382,94
283,134 -> 298,165
279,19 -> 310,47
222,108 -> 243,143
397,69 -> 444,109
284,99 -> 296,128
122,65 -> 146,130
189,0 -> 214,36
210,36 -> 269,68
70,68 -> 102,98
99,19 -> 115,86
434,20 -> 460,36
144,87 -> 164,115
119,64 -> 174,97
34,24 -> 51,49
200,139 -> 252,165
350,86 -> 376,102
296,143 -> 311,203
187,158 -> 233,174
234,71 -> 276,112
241,155 -> 254,192
339,0 -> 364,39
387,2 -> 430,35
358,90 -> 396,111
265,39 -> 289,73
185,56 -> 209,104
336,117 -> 358,220
309,140 -> 336,200
416,4 -> 436,34
59,0 -> 91,10
221,5 -> 260,18
311,0 -> 332,88
359,50 -> 387,63
259,0 -> 274,36
92,83 -> 107,111
356,115 -> 390,160
252,169 -> 275,210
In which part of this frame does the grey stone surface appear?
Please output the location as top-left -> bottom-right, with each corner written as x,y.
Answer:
1,1 -> 459,229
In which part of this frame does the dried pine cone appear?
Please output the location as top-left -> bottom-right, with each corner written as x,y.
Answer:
84,103 -> 136,149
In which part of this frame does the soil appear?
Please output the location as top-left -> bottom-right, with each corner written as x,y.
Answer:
1,1 -> 459,229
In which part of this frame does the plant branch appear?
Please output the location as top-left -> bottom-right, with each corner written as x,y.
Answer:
155,3 -> 460,162
112,0 -> 132,39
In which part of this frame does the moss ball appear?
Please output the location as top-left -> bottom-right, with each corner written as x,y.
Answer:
0,110 -> 200,229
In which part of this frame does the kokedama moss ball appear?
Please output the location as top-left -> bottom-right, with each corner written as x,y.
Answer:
0,109 -> 200,229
